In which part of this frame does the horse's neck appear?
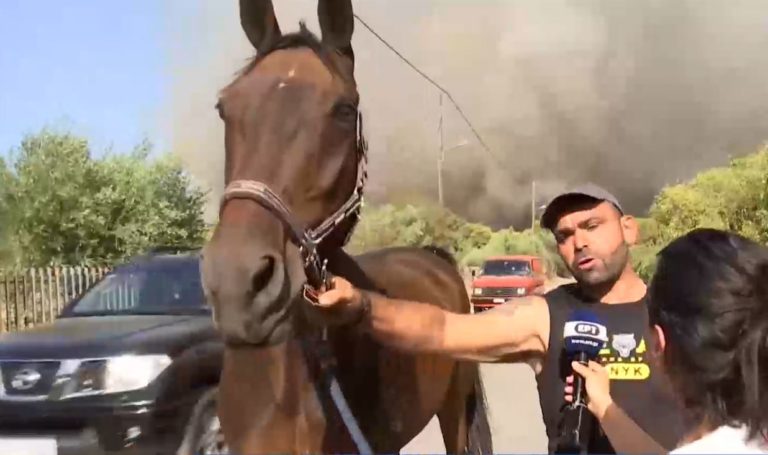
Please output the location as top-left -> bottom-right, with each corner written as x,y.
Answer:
324,247 -> 383,293
216,247 -> 378,454
219,342 -> 329,453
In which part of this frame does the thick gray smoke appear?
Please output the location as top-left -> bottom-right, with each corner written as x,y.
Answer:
166,0 -> 768,229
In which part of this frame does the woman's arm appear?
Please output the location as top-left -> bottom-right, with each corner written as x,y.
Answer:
566,361 -> 668,454
599,402 -> 668,454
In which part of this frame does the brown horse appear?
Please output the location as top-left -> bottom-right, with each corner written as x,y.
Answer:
200,1 -> 493,454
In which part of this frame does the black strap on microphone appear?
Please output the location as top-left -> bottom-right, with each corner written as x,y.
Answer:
555,351 -> 593,454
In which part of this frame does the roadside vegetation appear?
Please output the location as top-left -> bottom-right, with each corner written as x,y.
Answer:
2,128 -> 766,283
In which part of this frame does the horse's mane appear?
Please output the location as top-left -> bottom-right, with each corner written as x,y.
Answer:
237,22 -> 340,78
422,245 -> 458,268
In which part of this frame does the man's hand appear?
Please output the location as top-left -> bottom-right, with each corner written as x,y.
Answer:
308,276 -> 365,326
564,360 -> 613,421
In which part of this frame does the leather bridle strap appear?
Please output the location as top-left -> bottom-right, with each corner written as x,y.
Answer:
221,180 -> 311,245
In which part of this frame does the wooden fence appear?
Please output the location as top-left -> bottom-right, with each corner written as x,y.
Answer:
0,266 -> 111,333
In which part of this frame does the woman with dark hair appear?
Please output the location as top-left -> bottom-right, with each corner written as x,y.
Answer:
565,228 -> 768,453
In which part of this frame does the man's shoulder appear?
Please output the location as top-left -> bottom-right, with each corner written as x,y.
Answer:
542,281 -> 580,302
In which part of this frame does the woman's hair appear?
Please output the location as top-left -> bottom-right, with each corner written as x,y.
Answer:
648,228 -> 768,440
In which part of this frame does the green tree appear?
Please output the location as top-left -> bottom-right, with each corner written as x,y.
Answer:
0,156 -> 17,265
635,143 -> 768,281
348,202 -> 492,259
649,145 -> 768,244
629,217 -> 662,282
2,129 -> 207,266
456,222 -> 493,257
630,243 -> 660,283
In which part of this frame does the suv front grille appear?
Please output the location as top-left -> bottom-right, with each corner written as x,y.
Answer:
0,361 -> 61,397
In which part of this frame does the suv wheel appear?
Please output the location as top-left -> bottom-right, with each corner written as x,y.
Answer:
177,387 -> 229,455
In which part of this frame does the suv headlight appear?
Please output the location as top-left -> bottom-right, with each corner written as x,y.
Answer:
61,354 -> 171,399
473,288 -> 483,296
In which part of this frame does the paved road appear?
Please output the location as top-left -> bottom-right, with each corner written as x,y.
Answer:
402,363 -> 548,454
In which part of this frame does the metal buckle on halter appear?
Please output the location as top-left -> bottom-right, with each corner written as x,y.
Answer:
303,283 -> 321,305
302,257 -> 331,305
299,243 -> 319,271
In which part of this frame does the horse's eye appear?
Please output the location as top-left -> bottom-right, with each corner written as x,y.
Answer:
333,103 -> 358,124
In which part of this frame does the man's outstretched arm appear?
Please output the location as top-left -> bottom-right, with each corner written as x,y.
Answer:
314,276 -> 551,363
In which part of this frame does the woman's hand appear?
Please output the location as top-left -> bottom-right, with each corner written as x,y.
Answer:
564,360 -> 613,421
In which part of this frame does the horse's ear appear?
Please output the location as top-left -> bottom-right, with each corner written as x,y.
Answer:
317,0 -> 355,62
239,0 -> 282,53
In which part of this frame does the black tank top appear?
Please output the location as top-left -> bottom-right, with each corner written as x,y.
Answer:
535,283 -> 686,453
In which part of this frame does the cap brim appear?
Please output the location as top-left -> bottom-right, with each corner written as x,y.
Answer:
540,192 -> 622,230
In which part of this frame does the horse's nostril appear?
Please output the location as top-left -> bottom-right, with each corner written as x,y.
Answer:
251,256 -> 276,295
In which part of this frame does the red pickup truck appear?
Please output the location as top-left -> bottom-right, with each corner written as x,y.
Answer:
470,255 -> 546,312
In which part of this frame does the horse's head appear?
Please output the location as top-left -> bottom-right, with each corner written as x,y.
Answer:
201,0 -> 364,346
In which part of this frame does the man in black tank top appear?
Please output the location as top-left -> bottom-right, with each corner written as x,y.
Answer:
538,285 -> 683,453
535,184 -> 685,453
313,183 -> 687,453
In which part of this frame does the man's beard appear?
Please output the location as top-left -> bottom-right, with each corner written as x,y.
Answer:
569,243 -> 630,287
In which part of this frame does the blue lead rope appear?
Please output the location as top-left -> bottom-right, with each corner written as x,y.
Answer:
327,373 -> 374,455
306,329 -> 374,455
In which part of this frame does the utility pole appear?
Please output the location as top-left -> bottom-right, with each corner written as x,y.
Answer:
436,94 -> 469,208
437,93 -> 445,207
531,180 -> 536,230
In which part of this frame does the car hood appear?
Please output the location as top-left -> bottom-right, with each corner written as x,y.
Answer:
472,276 -> 538,288
0,315 -> 218,359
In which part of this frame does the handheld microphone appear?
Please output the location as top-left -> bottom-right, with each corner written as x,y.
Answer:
557,310 -> 608,454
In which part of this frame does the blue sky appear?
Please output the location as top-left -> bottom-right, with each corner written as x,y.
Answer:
0,0 -> 168,159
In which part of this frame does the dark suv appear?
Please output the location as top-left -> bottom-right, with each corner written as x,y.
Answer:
0,249 -> 226,455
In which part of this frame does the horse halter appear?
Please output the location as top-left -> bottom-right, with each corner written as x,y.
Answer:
219,111 -> 368,292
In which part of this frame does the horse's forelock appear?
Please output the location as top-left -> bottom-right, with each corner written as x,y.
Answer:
235,22 -> 344,81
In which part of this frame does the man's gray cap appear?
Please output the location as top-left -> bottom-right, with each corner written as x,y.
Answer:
539,183 -> 624,230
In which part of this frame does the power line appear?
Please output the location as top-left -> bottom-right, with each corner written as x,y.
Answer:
353,13 -> 508,168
